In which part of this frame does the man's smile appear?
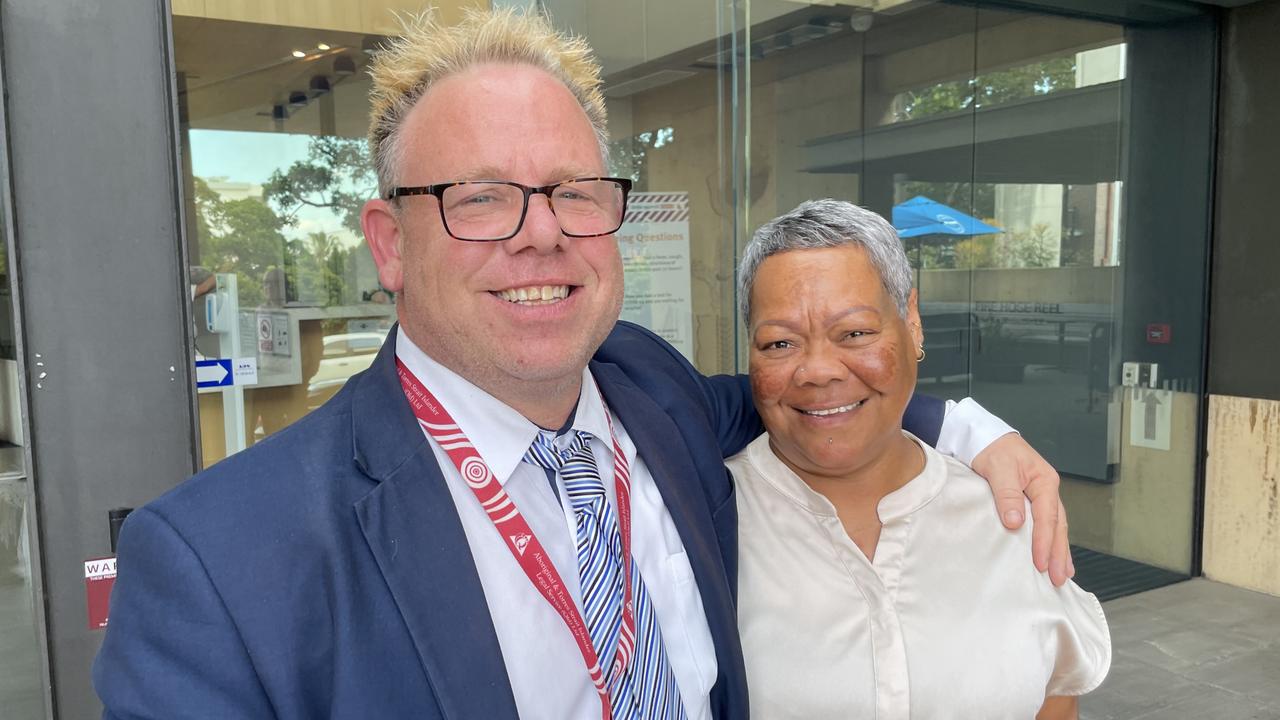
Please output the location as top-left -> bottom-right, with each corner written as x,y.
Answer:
492,284 -> 574,305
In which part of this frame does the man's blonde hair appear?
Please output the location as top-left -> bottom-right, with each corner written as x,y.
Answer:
367,7 -> 610,197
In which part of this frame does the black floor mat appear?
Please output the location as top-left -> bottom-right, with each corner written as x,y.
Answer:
1070,546 -> 1189,602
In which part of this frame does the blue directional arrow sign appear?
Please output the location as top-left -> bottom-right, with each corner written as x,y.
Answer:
195,358 -> 233,388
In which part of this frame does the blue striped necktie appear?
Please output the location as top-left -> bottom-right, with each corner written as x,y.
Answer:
523,429 -> 687,720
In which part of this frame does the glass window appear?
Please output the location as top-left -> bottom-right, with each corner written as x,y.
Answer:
177,0 -> 741,467
736,0 -> 1213,597
0,158 -> 42,720
533,0 -> 744,374
172,0 -> 1217,601
172,13 -> 397,467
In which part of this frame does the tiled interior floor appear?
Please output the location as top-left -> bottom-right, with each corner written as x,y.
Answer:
1084,578 -> 1280,720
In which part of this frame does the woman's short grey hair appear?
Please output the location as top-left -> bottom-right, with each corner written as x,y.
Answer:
738,199 -> 913,323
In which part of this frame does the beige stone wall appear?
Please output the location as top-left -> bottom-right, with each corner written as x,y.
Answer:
625,73 -> 738,374
918,265 -> 1118,304
1203,395 -> 1280,596
1058,389 -> 1198,573
1059,474 -> 1114,555
1063,392 -> 1280,585
172,0 -> 487,35
1111,390 -> 1198,571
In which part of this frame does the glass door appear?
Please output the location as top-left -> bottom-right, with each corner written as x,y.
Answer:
0,50 -> 46,718
737,0 -> 1216,598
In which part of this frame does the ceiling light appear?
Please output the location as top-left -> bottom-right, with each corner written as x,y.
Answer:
292,50 -> 306,58
317,43 -> 331,51
288,91 -> 308,109
849,13 -> 874,33
310,75 -> 331,95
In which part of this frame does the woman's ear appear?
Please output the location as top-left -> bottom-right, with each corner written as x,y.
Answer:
907,289 -> 924,348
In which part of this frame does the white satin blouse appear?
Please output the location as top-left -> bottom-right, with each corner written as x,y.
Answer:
729,433 -> 1110,719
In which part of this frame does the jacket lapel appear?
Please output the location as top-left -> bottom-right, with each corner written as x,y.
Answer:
589,361 -> 740,666
350,330 -> 519,718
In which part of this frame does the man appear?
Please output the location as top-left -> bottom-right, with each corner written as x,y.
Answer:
94,9 -> 1071,719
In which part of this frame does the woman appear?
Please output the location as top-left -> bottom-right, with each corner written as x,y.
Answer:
728,199 -> 1109,719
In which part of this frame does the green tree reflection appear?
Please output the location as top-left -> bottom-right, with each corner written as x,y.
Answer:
194,175 -> 355,309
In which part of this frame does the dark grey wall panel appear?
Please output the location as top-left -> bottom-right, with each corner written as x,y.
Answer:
0,0 -> 198,716
1208,0 -> 1280,401
1119,15 -> 1217,391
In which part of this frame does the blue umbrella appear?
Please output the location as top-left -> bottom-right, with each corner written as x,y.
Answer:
892,196 -> 1003,238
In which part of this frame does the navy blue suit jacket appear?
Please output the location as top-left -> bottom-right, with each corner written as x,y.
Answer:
94,321 -> 942,719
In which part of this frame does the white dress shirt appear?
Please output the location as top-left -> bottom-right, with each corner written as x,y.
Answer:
730,432 -> 1110,720
396,329 -> 716,720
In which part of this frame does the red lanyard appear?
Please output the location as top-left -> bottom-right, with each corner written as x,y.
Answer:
396,358 -> 636,719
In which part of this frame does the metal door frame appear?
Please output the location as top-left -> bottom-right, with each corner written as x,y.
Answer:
0,0 -> 199,716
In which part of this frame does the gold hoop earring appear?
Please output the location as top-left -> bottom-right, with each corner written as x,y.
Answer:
916,346 -> 926,363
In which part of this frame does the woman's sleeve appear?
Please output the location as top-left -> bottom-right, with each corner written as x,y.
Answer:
1044,582 -> 1113,696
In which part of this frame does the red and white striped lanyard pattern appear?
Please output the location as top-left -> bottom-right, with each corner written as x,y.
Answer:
396,358 -> 637,719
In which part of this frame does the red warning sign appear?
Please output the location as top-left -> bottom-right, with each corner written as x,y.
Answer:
85,556 -> 116,630
1146,323 -> 1172,344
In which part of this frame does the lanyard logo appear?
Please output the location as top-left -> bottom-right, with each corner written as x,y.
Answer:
511,533 -> 533,556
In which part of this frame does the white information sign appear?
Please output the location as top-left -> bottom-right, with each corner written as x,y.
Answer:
233,357 -> 259,386
617,192 -> 694,361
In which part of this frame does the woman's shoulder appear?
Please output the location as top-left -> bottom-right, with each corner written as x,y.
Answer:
911,443 -> 1112,696
914,445 -> 1048,581
922,442 -> 1023,529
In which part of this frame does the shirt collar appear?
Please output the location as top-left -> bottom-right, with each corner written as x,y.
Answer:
876,434 -> 947,523
394,327 -> 612,486
568,372 -> 612,449
743,430 -> 947,521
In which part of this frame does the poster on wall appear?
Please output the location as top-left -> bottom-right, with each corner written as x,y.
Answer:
617,192 -> 694,361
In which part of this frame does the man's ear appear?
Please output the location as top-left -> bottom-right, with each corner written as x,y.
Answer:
362,198 -> 405,292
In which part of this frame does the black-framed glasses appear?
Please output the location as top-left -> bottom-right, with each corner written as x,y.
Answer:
387,177 -> 633,242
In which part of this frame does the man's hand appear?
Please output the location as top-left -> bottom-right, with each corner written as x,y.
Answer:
971,433 -> 1074,586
